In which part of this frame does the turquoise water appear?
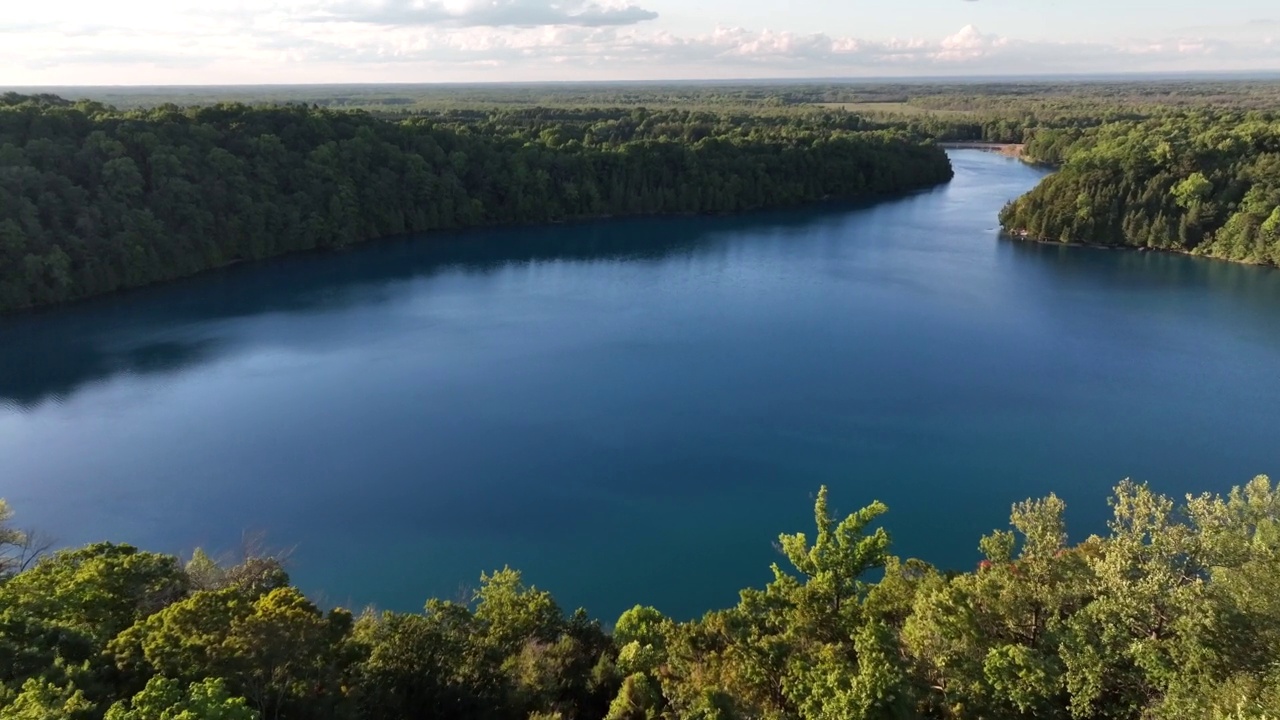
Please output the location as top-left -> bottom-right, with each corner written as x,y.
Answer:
2,151 -> 1278,620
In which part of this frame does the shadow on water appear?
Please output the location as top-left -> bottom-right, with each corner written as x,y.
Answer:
1000,237 -> 1280,305
0,202 -> 881,408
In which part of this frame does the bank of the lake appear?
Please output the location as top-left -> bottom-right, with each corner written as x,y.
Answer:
1002,227 -> 1280,270
0,96 -> 954,313
998,111 -> 1280,268
2,150 -> 1278,622
938,141 -> 1028,159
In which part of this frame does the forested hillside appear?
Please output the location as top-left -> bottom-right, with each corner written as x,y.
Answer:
8,81 -> 1280,311
999,113 -> 1280,265
0,93 -> 951,312
2,478 -> 1279,719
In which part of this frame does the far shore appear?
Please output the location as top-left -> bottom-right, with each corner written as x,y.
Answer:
939,142 -> 1027,159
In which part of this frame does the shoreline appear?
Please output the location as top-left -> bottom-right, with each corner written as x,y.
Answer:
939,142 -> 1027,159
1000,231 -> 1275,269
0,179 -> 953,318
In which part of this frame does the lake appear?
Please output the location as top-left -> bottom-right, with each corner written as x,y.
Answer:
2,150 -> 1278,621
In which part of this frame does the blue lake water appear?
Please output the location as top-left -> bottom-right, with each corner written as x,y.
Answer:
2,150 -> 1278,620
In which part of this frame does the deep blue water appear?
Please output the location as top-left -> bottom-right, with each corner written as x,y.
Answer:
2,151 -> 1278,620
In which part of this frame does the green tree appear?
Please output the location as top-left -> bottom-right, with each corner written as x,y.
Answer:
351,602 -> 498,720
1172,172 -> 1213,209
0,680 -> 94,720
0,500 -> 28,576
112,587 -> 350,720
104,677 -> 257,720
775,486 -> 891,616
613,606 -> 669,675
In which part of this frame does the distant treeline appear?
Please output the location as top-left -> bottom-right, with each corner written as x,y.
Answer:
25,78 -> 1280,114
999,113 -> 1280,265
3,477 -> 1279,719
811,80 -> 1280,146
0,93 -> 951,312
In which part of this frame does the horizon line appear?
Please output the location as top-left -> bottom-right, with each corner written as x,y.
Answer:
6,69 -> 1280,91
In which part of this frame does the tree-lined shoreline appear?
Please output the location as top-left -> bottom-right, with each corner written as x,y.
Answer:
5,81 -> 1280,314
0,94 -> 953,314
999,114 -> 1280,267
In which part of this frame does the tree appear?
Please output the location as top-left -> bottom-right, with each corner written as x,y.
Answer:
775,486 -> 890,616
0,543 -> 188,646
658,488 -> 898,720
111,587 -> 350,720
474,567 -> 563,656
6,474 -> 1280,720
0,501 -> 31,577
1172,172 -> 1213,209
1061,481 -> 1209,719
104,677 -> 257,720
614,606 -> 669,675
0,95 -> 954,312
604,674 -> 663,720
351,602 -> 498,720
0,680 -> 94,720
786,621 -> 911,720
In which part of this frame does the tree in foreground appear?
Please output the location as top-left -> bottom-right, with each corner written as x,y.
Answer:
4,478 -> 1280,719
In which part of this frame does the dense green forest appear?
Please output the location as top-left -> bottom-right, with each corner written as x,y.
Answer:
6,78 -> 1280,310
998,113 -> 1280,265
0,93 -> 951,312
6,80 -> 1280,312
34,79 -> 1280,145
3,478 -> 1279,719
29,78 -> 1280,114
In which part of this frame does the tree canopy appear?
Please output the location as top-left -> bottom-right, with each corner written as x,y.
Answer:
2,478 -> 1279,719
999,112 -> 1280,265
0,94 -> 952,312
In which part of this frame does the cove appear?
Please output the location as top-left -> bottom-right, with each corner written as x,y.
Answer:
2,150 -> 1279,620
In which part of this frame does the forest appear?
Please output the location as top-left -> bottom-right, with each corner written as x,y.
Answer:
0,93 -> 952,313
2,477 -> 1279,720
35,78 -> 1280,115
998,113 -> 1280,265
6,79 -> 1280,312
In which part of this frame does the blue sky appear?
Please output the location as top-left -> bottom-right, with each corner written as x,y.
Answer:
1,0 -> 1277,84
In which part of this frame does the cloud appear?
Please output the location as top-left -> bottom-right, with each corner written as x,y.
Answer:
313,0 -> 658,28
0,21 -> 59,34
3,13 -> 1279,85
237,21 -> 1280,79
21,49 -> 216,71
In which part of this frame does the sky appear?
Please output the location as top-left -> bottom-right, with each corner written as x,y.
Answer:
1,0 -> 1278,85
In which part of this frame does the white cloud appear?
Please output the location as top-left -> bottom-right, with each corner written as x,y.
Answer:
313,0 -> 659,28
237,22 -> 1280,79
2,5 -> 1279,85
935,24 -> 1007,60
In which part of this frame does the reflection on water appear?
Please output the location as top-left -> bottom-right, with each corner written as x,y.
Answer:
1002,237 -> 1280,297
998,239 -> 1280,340
0,208 -> 860,407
